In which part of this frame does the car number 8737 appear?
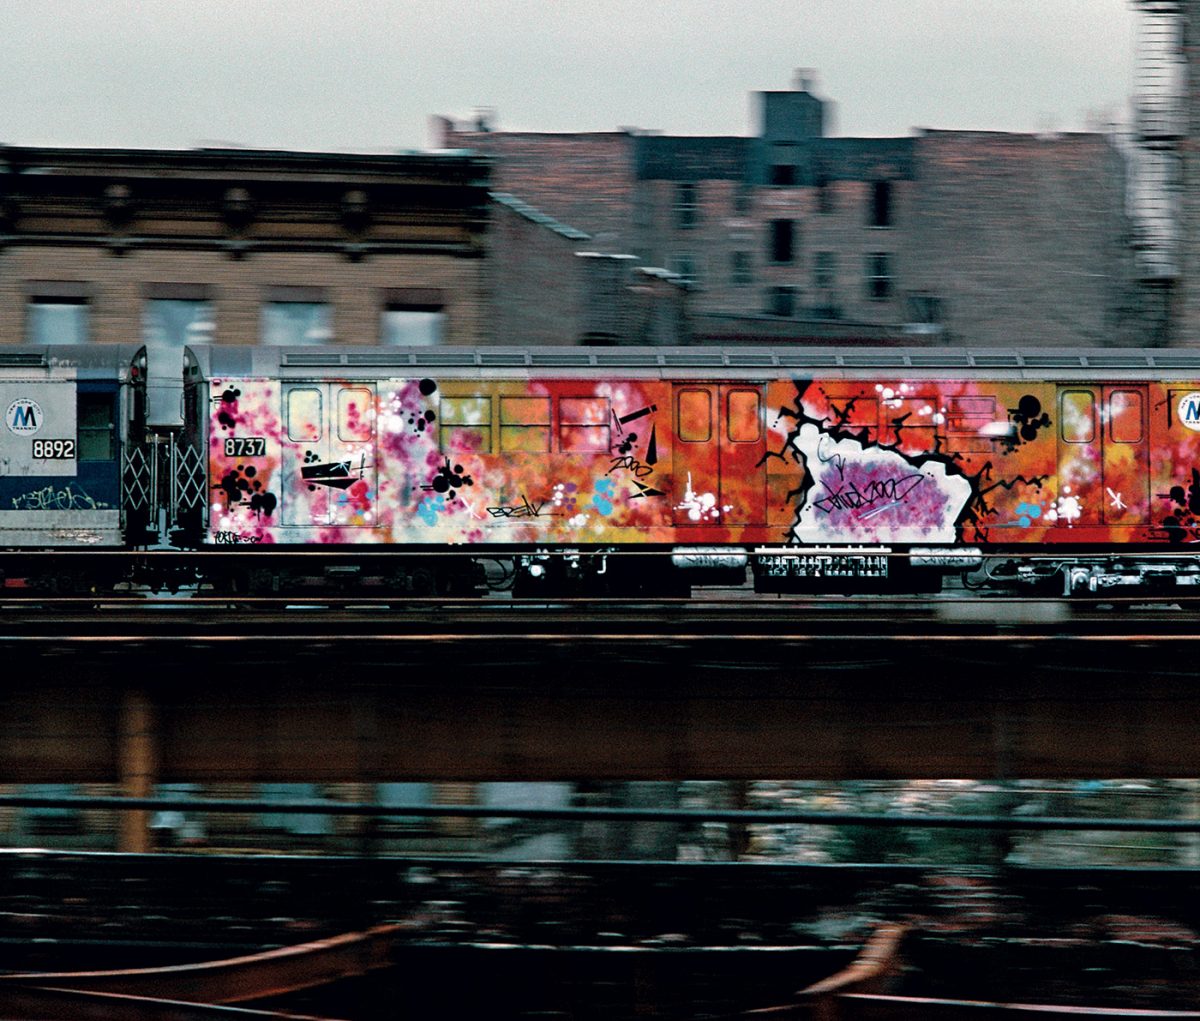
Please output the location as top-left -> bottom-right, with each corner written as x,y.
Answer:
224,437 -> 266,457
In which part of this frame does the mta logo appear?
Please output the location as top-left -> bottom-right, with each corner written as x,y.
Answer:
1180,392 -> 1200,433
5,398 -> 42,436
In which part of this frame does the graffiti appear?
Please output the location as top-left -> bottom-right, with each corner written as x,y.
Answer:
487,495 -> 547,519
1044,488 -> 1083,524
675,473 -> 730,522
813,473 -> 925,517
1002,394 -> 1052,451
816,434 -> 848,479
218,464 -> 278,518
417,494 -> 447,525
616,432 -> 639,455
301,452 -> 370,492
1107,488 -> 1126,512
592,478 -> 617,515
606,454 -> 654,478
216,387 -> 241,430
423,458 -> 473,500
11,483 -> 110,511
1159,468 -> 1200,545
777,386 -> 974,545
617,404 -> 657,426
212,531 -> 264,545
406,409 -> 437,435
552,482 -> 578,513
629,480 -> 666,499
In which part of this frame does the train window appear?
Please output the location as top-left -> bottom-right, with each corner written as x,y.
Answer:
1108,389 -> 1144,445
677,388 -> 711,442
337,388 -> 373,443
77,391 -> 114,460
559,397 -> 611,452
727,390 -> 762,443
500,397 -> 551,452
1060,390 -> 1095,444
287,389 -> 323,442
440,396 -> 492,454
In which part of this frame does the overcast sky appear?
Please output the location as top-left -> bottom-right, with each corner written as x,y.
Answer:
0,0 -> 1137,153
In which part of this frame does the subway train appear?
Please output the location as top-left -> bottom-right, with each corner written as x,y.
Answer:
3,343 -> 1200,598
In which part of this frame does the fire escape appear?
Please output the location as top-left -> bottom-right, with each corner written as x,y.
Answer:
1131,2 -> 1185,296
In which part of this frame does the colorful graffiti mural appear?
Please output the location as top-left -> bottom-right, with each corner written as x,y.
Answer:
206,372 -> 1199,551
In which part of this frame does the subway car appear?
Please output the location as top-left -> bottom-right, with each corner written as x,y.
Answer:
2,344 -> 1200,597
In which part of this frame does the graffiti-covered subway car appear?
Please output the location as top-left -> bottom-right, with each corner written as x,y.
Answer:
190,345 -> 1200,597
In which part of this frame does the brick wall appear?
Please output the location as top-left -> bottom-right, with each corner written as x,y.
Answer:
436,119 -> 637,254
908,130 -> 1136,347
487,197 -> 586,346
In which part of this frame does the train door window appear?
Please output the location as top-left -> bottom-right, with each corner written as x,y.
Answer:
337,388 -> 374,442
1060,390 -> 1095,443
678,388 -> 712,442
287,388 -> 323,442
77,391 -> 115,460
1108,389 -> 1144,444
500,397 -> 551,452
440,396 -> 492,454
727,389 -> 762,443
559,397 -> 610,452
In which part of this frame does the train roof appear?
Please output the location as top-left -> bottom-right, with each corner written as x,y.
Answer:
187,345 -> 1200,383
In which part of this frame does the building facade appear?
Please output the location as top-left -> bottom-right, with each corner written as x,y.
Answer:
438,74 -> 1142,347
0,145 -> 493,348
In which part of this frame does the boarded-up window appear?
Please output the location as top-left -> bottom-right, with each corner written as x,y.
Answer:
440,396 -> 492,454
677,388 -> 711,442
560,397 -> 610,452
727,390 -> 761,443
500,397 -> 551,452
287,388 -> 322,442
1060,390 -> 1095,444
337,388 -> 373,442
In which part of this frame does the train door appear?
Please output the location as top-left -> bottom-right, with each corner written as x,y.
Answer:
671,384 -> 766,525
1056,385 -> 1149,527
280,382 -> 376,527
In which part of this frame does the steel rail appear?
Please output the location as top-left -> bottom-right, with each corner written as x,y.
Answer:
1,795 -> 1199,832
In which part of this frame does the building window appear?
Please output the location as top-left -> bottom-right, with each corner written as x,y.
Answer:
262,286 -> 331,345
380,287 -> 445,346
869,180 -> 893,227
767,286 -> 797,318
675,183 -> 699,230
814,251 -> 836,290
26,283 -> 91,344
865,253 -> 894,301
770,163 -> 796,186
668,253 -> 699,285
382,309 -> 443,346
144,290 -> 214,348
731,251 -> 752,287
769,219 -> 795,264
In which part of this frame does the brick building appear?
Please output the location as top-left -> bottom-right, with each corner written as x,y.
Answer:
438,73 -> 1141,347
0,145 -> 493,347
